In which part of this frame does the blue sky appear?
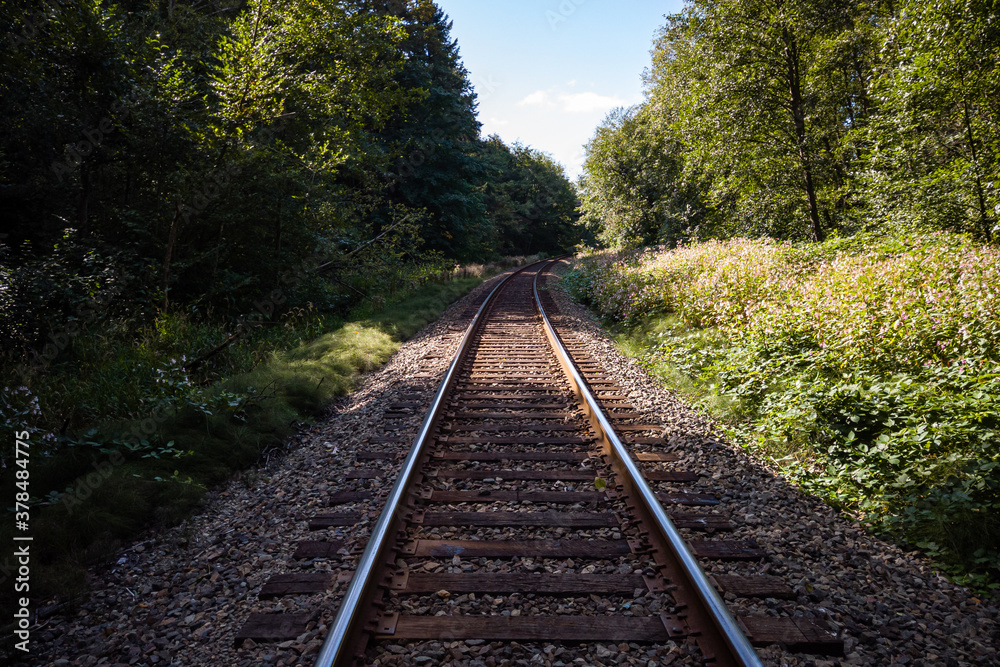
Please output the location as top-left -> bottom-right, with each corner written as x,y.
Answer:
435,1 -> 685,180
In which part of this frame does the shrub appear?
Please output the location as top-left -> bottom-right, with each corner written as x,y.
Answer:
569,231 -> 1000,590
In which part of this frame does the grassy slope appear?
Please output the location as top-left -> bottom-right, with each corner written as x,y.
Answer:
0,277 -> 483,606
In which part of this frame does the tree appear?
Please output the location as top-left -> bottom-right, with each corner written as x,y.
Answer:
0,0 -> 415,335
646,0 -> 874,240
479,137 -> 582,255
190,0 -> 409,306
863,0 -> 999,241
360,0 -> 490,261
579,105 -> 701,248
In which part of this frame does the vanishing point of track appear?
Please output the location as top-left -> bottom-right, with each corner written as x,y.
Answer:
235,259 -> 844,665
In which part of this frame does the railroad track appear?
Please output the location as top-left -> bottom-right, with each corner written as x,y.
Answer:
234,260 -> 844,665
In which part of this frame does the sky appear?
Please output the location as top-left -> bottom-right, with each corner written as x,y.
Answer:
435,1 -> 685,181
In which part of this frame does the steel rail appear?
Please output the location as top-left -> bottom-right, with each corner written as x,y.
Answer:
313,262 -> 540,667
532,260 -> 764,667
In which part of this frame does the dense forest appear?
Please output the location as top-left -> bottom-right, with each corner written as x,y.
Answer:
574,0 -> 1000,589
0,0 -> 584,599
1,0 -> 583,350
580,0 -> 998,248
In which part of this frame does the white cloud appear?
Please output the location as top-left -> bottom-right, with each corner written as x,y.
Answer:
518,90 -> 552,107
518,89 -> 628,115
500,88 -> 638,179
557,91 -> 626,114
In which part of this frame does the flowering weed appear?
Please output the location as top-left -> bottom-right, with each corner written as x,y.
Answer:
569,231 -> 1000,590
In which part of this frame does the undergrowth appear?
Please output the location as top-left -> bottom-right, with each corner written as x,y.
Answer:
0,273 -> 490,609
565,232 -> 1000,593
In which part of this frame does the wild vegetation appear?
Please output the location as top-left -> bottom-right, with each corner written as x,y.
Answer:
580,0 -> 998,247
0,0 -> 583,602
4,0 -> 998,608
567,235 -> 1000,590
2,0 -> 582,345
0,258 -> 539,603
573,0 -> 1000,590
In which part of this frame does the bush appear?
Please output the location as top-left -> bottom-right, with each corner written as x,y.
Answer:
569,231 -> 1000,590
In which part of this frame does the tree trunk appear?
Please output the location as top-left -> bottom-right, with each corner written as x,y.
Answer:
162,205 -> 181,311
851,49 -> 871,120
784,29 -> 824,242
824,138 -> 849,215
963,98 -> 993,241
77,163 -> 91,233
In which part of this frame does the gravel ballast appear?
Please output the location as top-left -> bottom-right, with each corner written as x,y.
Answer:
11,264 -> 1000,667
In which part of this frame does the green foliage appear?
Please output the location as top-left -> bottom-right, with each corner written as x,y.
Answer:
1,0 -> 411,318
356,0 -> 492,260
570,233 -> 1000,590
0,0 -> 583,616
636,0 -> 872,242
480,137 -> 584,255
0,271 -> 485,606
0,0 -> 584,350
581,0 -> 998,247
579,106 -> 700,248
362,277 -> 484,339
862,0 -> 1000,241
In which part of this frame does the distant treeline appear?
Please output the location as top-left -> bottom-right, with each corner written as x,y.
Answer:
1,0 -> 584,349
580,0 -> 999,247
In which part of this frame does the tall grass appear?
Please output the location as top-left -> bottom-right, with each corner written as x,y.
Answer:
567,232 -> 1000,591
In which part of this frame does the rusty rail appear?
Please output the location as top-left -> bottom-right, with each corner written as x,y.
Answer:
313,263 -> 537,667
300,259 -> 836,665
532,261 -> 763,666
